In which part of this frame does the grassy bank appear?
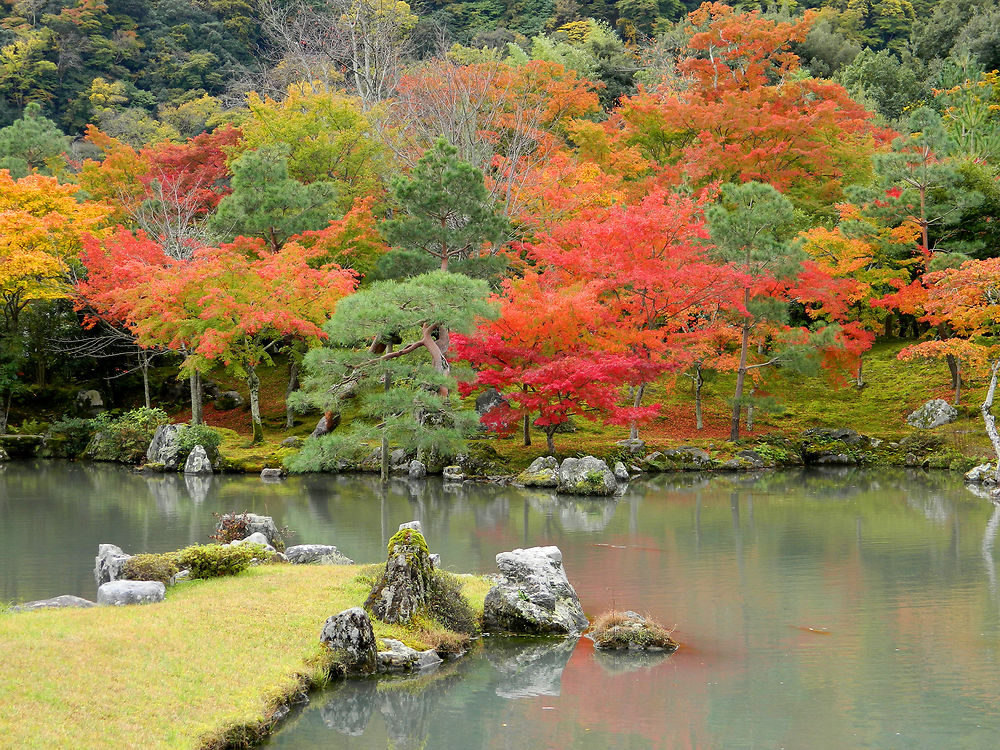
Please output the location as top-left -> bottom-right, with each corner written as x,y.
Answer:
0,565 -> 491,749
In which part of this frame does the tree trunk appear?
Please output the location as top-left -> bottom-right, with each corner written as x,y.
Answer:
946,353 -> 961,405
855,356 -> 865,390
140,352 -> 151,409
285,360 -> 299,429
190,370 -> 203,425
628,382 -> 646,440
545,426 -> 556,454
694,366 -> 704,431
0,391 -> 10,435
248,366 -> 263,445
523,412 -> 531,447
381,342 -> 393,484
746,388 -> 755,432
730,298 -> 752,441
981,359 -> 1000,480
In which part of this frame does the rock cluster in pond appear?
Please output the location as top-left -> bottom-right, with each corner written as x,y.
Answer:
364,524 -> 434,625
516,455 -> 621,496
183,445 -> 213,475
588,610 -> 678,652
907,399 -> 959,429
97,580 -> 165,606
146,424 -> 183,470
95,543 -> 131,585
320,607 -> 378,675
483,546 -> 588,636
286,544 -> 353,565
12,595 -> 96,612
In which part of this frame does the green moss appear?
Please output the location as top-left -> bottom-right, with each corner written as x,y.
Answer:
387,528 -> 429,557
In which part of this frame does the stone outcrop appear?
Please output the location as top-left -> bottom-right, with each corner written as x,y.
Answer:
907,399 -> 958,429
218,513 -> 282,548
376,638 -> 442,673
589,610 -> 678,652
320,607 -> 378,675
183,445 -> 213,475
483,546 -> 588,636
286,544 -> 353,565
558,456 -> 617,496
95,543 -> 131,585
364,526 -> 433,625
407,460 -> 427,478
475,387 -> 506,416
613,461 -> 629,481
97,580 -> 165,606
260,468 -> 283,480
310,412 -> 342,438
644,447 -> 714,471
214,391 -> 244,411
966,463 -> 998,485
230,532 -> 275,552
12,595 -> 96,612
146,424 -> 183,470
516,456 -> 560,488
442,465 -> 464,482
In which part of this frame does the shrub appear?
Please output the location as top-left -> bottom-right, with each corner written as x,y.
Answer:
12,418 -> 48,435
40,418 -> 96,458
176,543 -> 269,579
210,512 -> 253,544
122,553 -> 179,584
590,610 -> 678,651
900,432 -> 945,455
86,408 -> 169,463
284,433 -> 368,473
426,571 -> 479,636
177,424 -> 222,464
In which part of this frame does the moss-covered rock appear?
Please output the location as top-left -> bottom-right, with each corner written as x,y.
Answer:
365,528 -> 434,625
589,610 -> 678,652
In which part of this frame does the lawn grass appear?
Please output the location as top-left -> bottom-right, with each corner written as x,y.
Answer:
0,565 -> 490,750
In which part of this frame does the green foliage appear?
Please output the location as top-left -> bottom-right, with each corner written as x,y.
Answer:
85,408 -> 169,463
283,433 -> 370,473
374,248 -> 439,280
426,571 -> 480,635
382,138 -> 508,270
176,543 -> 268,579
837,49 -> 925,121
177,424 -> 222,464
122,553 -> 180,584
40,417 -> 96,459
0,102 -> 68,177
209,146 -> 339,250
209,512 -> 254,544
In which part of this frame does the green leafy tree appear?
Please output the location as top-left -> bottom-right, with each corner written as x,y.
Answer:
0,103 -> 68,178
381,138 -> 508,271
292,271 -> 496,480
837,48 -> 925,121
209,146 -> 339,251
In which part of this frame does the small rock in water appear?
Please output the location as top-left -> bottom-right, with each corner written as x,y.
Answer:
613,461 -> 630,481
407,460 -> 427,478
442,465 -> 464,482
183,445 -> 213,475
97,580 -> 165,606
516,456 -> 560,488
376,638 -> 441,673
559,456 -> 617,496
260,467 -> 283,480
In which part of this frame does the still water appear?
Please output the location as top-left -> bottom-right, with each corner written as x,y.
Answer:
3,461 -> 1000,748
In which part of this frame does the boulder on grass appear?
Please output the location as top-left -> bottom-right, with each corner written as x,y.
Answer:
558,456 -> 617,496
97,580 -> 165,606
516,456 -> 559,488
364,527 -> 433,625
907,399 -> 958,429
95,543 -> 131,585
483,546 -> 588,636
286,544 -> 353,565
12,595 -> 96,612
320,607 -> 378,675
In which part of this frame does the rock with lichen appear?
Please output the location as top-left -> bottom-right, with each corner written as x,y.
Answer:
516,456 -> 560,488
589,610 -> 678,652
364,527 -> 434,625
558,456 -> 617,496
320,607 -> 378,675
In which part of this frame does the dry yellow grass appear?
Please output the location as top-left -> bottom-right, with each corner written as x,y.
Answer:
0,565 -> 489,749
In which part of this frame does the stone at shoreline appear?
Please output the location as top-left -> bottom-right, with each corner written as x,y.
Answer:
320,607 -> 378,675
644,447 -> 713,471
376,638 -> 442,673
802,427 -> 868,445
183,445 -> 213,475
365,527 -> 433,625
516,456 -> 560,488
286,544 -> 353,565
966,463 -> 998,485
146,424 -> 183,470
442,465 -> 464,482
97,580 -> 165,606
407,460 -> 426,479
559,456 -> 617,496
12,595 -> 96,612
613,461 -> 630,481
907,399 -> 958,429
616,438 -> 646,455
260,468 -> 284,480
218,513 -> 282,548
95,543 -> 131,586
0,434 -> 43,459
483,546 -> 588,636
589,610 -> 678,652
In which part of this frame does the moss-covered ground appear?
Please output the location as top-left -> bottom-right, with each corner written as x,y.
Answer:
0,565 -> 491,750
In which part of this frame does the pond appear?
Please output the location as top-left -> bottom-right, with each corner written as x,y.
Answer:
3,461 -> 1000,748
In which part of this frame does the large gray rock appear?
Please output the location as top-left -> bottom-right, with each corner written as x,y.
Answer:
95,543 -> 131,586
516,456 -> 560,488
12,595 -> 96,612
311,412 -> 341,438
966,463 -> 998,485
320,607 -> 377,675
146,424 -> 183,470
407,460 -> 426,478
286,544 -> 353,565
907,399 -> 958,429
260,467 -> 284,480
183,444 -> 213,475
613,461 -> 630,481
97,580 -> 165,606
218,513 -> 282,548
376,638 -> 442,673
364,527 -> 433,625
76,389 -> 104,409
475,387 -> 506,416
442,465 -> 464,482
483,546 -> 588,636
214,390 -> 244,411
558,456 -> 617,496
231,532 -> 275,552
